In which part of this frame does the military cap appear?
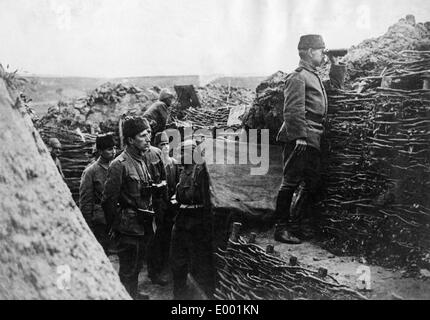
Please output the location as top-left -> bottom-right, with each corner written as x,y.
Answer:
298,34 -> 326,50
96,133 -> 115,150
154,131 -> 169,146
122,116 -> 151,139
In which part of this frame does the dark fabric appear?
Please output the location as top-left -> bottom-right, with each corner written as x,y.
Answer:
165,158 -> 179,198
101,147 -> 153,236
96,134 -> 115,150
143,146 -> 166,185
276,61 -> 346,150
279,142 -> 322,192
147,199 -> 175,279
91,223 -> 111,253
171,161 -> 214,299
117,228 -> 152,299
274,187 -> 295,223
79,158 -> 109,227
141,146 -> 169,279
143,101 -> 169,135
170,212 -> 214,299
122,117 -> 151,140
176,163 -> 211,207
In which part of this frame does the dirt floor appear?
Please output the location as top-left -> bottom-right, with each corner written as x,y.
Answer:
108,226 -> 430,300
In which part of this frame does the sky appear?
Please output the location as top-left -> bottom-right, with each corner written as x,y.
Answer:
0,0 -> 429,77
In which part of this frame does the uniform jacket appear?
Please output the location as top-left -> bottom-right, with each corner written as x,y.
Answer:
143,146 -> 169,225
276,60 -> 346,150
101,146 -> 153,236
143,101 -> 169,134
176,163 -> 211,210
79,157 -> 109,227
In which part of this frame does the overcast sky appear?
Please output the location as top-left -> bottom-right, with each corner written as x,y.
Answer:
0,0 -> 429,77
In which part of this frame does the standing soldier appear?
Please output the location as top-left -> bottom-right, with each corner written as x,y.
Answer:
143,135 -> 169,287
143,88 -> 175,139
153,132 -> 179,275
274,34 -> 347,244
47,137 -> 65,179
101,117 -> 154,300
79,133 -> 116,254
170,139 -> 214,299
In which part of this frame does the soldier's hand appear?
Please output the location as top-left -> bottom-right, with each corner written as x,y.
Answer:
295,139 -> 307,154
328,54 -> 340,65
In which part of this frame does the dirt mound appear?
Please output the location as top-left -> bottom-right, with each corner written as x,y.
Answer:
242,71 -> 287,143
0,79 -> 129,299
197,84 -> 254,108
171,84 -> 254,130
346,15 -> 430,81
37,82 -> 159,134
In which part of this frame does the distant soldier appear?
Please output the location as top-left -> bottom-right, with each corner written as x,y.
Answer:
170,139 -> 214,299
143,88 -> 175,138
79,134 -> 116,254
47,137 -> 65,179
101,117 -> 153,300
273,34 -> 347,244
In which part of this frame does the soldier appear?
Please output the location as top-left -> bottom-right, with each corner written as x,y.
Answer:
143,88 -> 175,138
101,117 -> 154,300
170,139 -> 214,299
274,34 -> 347,244
152,132 -> 179,274
142,134 -> 169,287
47,137 -> 65,179
79,133 -> 116,254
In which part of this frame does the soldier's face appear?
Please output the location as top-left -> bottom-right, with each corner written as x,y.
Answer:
158,142 -> 170,155
100,146 -> 116,161
131,129 -> 151,152
310,48 -> 324,66
50,141 -> 62,158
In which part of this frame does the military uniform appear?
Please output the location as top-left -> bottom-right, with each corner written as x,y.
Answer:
170,161 -> 214,299
101,146 -> 154,299
275,56 -> 346,241
143,101 -> 169,137
142,146 -> 169,283
79,157 -> 111,252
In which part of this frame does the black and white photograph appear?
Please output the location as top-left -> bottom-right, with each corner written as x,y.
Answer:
0,0 -> 429,306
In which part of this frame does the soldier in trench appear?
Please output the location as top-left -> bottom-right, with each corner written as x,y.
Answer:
170,139 -> 215,299
47,137 -> 65,180
143,88 -> 175,141
273,34 -> 347,244
101,117 -> 154,300
79,133 -> 116,254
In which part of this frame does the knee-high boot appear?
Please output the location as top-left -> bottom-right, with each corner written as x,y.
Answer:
273,187 -> 301,244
